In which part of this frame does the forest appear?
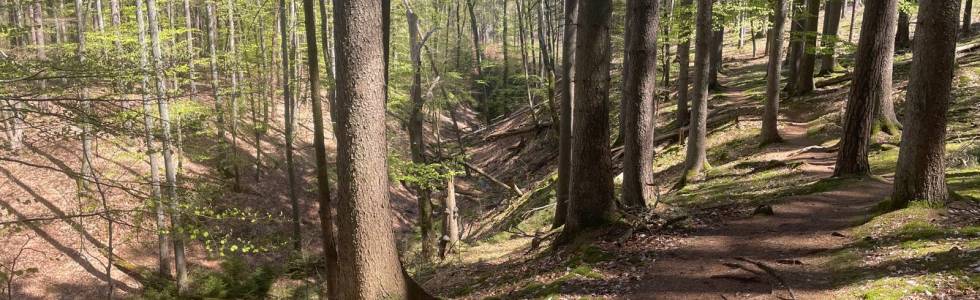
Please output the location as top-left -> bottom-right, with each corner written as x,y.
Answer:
1,0 -> 979,298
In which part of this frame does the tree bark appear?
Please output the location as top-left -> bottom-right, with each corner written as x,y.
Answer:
762,0 -> 787,144
146,0 -> 188,292
848,0 -> 858,42
206,2 -> 224,138
558,0 -> 614,244
819,0 -> 844,75
332,0 -> 415,297
553,0 -> 576,229
405,3 -> 434,259
465,0 -> 488,122
676,0 -> 693,128
620,0 -> 660,210
834,0 -> 899,177
964,0 -> 974,35
228,0 -> 242,189
278,0 -> 302,252
681,0 -> 712,184
896,8 -> 911,50
892,0 -> 958,208
135,0 -> 170,278
708,27 -> 724,90
794,0 -> 820,95
784,0 -> 805,93
313,0 -> 339,298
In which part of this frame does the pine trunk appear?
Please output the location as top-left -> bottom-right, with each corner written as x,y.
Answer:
794,0 -> 819,95
892,0 -> 959,208
762,0 -> 787,144
834,0 -> 899,177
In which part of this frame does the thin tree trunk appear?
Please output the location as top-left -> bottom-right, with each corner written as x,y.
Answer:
109,0 -> 120,51
819,0 -> 844,75
964,0 -> 974,35
184,0 -> 196,96
517,0 -> 540,125
708,27 -> 723,90
892,0 -> 958,208
681,0 -> 712,184
553,0 -> 576,229
314,0 -> 339,297
833,0 -> 899,176
135,0 -> 170,277
279,0 -> 302,252
784,0 -> 804,93
228,0 -> 242,189
466,0 -> 487,123
762,0 -> 787,144
206,2 -> 223,138
848,0 -> 857,42
405,3 -> 434,259
502,0 -> 508,85
675,0 -> 693,128
147,0 -> 187,292
620,0 -> 660,209
558,0 -> 614,244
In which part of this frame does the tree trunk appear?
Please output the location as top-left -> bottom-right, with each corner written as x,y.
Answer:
228,0 -> 242,189
676,0 -> 693,128
553,0 -> 576,229
146,0 -> 188,292
819,0 -> 844,75
833,0 -> 899,177
620,0 -> 660,210
278,0 -> 302,252
466,0 -> 487,122
964,0 -> 974,35
206,2 -> 224,138
135,0 -> 170,278
405,3 -> 434,259
892,0 -> 958,208
558,0 -> 614,244
502,0 -> 508,85
184,0 -> 196,96
848,0 -> 858,42
314,0 -> 339,298
896,9 -> 911,50
517,0 -> 540,125
762,0 -> 787,144
784,0 -> 804,93
793,0 -> 819,95
332,0 -> 414,297
681,0 -> 712,184
708,27 -> 723,90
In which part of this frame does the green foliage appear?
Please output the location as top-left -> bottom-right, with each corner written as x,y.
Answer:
388,153 -> 464,190
143,256 -> 277,299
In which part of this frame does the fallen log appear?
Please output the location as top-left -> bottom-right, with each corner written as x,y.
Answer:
462,161 -> 524,196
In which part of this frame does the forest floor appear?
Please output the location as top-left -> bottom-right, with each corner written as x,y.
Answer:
424,36 -> 980,299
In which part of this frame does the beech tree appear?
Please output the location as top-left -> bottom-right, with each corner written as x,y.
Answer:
553,0 -> 576,228
621,0 -> 660,209
560,0 -> 614,243
834,0 -> 899,176
892,0 -> 959,208
762,0 -> 787,145
681,0 -> 712,184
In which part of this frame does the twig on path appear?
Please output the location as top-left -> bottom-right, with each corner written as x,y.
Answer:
735,257 -> 797,300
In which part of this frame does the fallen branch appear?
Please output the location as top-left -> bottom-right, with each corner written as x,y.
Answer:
462,161 -> 524,196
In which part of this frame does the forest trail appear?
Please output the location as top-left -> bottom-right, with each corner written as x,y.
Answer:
629,76 -> 893,299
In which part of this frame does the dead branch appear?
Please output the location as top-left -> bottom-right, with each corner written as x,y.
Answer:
461,161 -> 524,196
483,123 -> 551,142
735,257 -> 797,300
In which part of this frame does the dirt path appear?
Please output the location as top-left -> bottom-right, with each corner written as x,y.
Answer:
629,85 -> 893,299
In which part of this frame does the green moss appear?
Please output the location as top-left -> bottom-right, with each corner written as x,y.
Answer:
857,276 -> 937,300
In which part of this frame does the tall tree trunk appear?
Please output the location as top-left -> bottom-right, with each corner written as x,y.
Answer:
833,0 -> 899,177
708,27 -> 723,90
502,0 -> 508,85
228,0 -> 242,189
848,0 -> 857,42
537,0 -> 559,126
206,2 -> 224,139
517,0 -> 540,125
620,0 -> 660,210
964,0 -> 974,35
147,0 -> 188,292
794,0 -> 819,95
892,0 -> 958,208
109,0 -> 119,51
314,0 -> 339,298
465,0 -> 487,123
553,0 -> 576,229
896,9 -> 911,50
184,0 -> 196,96
784,0 -> 804,93
819,0 -> 844,75
332,0 -> 415,297
279,0 -> 302,252
135,0 -> 170,278
675,0 -> 693,128
405,3 -> 434,259
558,0 -> 614,244
681,0 -> 712,184
762,0 -> 787,144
